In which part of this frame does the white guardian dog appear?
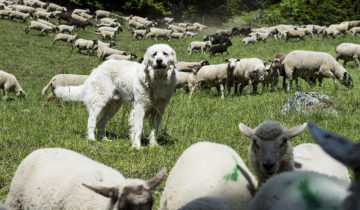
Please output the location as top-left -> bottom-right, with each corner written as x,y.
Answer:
55,44 -> 178,148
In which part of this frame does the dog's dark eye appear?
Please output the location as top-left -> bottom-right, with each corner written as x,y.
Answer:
163,52 -> 168,56
152,52 -> 157,57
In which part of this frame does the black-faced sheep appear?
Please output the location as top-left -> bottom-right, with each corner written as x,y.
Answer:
71,39 -> 98,55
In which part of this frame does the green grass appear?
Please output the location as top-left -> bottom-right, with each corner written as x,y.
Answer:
1,18 -> 360,208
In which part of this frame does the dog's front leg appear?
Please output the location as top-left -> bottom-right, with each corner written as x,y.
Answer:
129,105 -> 145,149
148,108 -> 164,147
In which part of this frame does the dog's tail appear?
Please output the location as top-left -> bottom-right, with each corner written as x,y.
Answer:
53,85 -> 85,102
41,80 -> 53,96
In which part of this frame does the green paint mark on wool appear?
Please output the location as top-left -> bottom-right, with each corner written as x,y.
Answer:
298,178 -> 322,209
223,155 -> 239,182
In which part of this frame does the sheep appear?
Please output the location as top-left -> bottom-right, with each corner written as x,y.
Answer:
11,4 -> 35,14
5,148 -> 166,210
96,30 -> 116,40
178,22 -> 189,28
69,18 -> 93,30
52,33 -> 79,45
36,18 -> 56,29
187,41 -> 211,55
175,71 -> 196,97
175,60 -> 210,75
186,25 -> 200,32
71,38 -> 98,55
313,25 -> 326,34
336,43 -> 360,69
41,74 -> 88,106
242,36 -> 257,45
8,11 -> 30,22
349,26 -> 360,37
79,12 -> 93,20
247,121 -> 360,210
255,32 -> 270,42
285,30 -> 308,42
95,10 -> 110,20
25,21 -> 54,35
193,58 -> 240,99
99,46 -> 126,60
216,28 -> 232,37
56,24 -> 75,33
34,10 -> 53,20
97,26 -> 122,35
0,9 -> 11,19
72,8 -> 90,15
0,70 -> 25,100
263,62 -> 280,91
71,13 -> 87,22
134,17 -> 154,27
56,12 -> 72,24
131,29 -> 148,39
282,50 -> 353,92
96,40 -> 116,59
163,17 -> 174,24
185,31 -> 197,38
209,41 -> 232,57
128,19 -> 145,29
146,28 -> 173,41
169,32 -> 185,40
168,24 -> 186,33
99,18 -> 118,26
193,22 -> 207,31
233,58 -> 266,95
159,142 -> 257,210
47,3 -> 66,12
323,28 -> 340,39
328,23 -> 348,34
105,53 -> 137,61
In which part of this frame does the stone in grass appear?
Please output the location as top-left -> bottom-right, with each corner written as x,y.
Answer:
281,91 -> 338,116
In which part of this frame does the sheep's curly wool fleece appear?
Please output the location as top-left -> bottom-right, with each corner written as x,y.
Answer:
281,92 -> 337,116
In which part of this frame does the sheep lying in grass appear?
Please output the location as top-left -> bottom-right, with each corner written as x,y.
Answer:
0,70 -> 25,100
282,50 -> 353,92
5,148 -> 166,210
56,24 -> 75,33
71,39 -> 98,55
247,122 -> 359,210
193,58 -> 240,99
233,58 -> 266,95
188,41 -> 211,55
8,11 -> 30,22
105,53 -> 137,61
159,142 -> 257,210
175,60 -> 209,75
25,21 -> 55,35
336,43 -> 360,69
52,33 -> 79,45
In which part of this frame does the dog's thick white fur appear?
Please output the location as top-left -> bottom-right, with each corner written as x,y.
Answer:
61,44 -> 178,148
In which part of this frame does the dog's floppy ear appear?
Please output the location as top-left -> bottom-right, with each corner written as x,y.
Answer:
143,47 -> 151,67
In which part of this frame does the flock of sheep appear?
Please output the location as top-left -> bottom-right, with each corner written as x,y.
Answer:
1,0 -> 360,209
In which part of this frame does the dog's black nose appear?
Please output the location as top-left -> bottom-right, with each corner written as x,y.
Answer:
156,58 -> 163,64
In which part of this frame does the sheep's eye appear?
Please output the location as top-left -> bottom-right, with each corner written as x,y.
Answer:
163,52 -> 168,56
280,138 -> 288,148
152,52 -> 157,57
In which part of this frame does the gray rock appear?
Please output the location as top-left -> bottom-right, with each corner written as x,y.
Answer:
281,91 -> 337,115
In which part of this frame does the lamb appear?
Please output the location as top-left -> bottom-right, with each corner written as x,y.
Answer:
8,11 -> 30,22
52,33 -> 79,45
193,58 -> 240,99
233,58 -> 266,95
209,41 -> 232,56
41,73 -> 88,106
336,43 -> 360,69
71,13 -> 87,22
5,148 -> 166,210
34,10 -> 53,20
99,46 -> 126,60
47,3 -> 66,12
146,28 -> 173,41
282,50 -> 353,92
0,70 -> 25,100
56,24 -> 75,33
159,142 -> 257,210
175,60 -> 210,74
95,10 -> 110,20
97,30 -> 116,40
349,26 -> 360,37
242,36 -> 257,45
247,121 -> 360,210
25,21 -> 54,35
71,38 -> 98,55
105,53 -> 137,61
131,29 -> 148,39
187,41 -> 211,55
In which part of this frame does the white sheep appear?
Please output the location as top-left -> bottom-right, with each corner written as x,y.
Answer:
175,71 -> 196,97
95,10 -> 110,20
0,70 -> 25,100
71,13 -> 87,22
97,30 -> 116,40
175,60 -> 209,75
56,24 -> 75,33
282,50 -> 353,92
132,29 -> 147,39
168,24 -> 186,33
242,36 -> 257,45
349,26 -> 360,37
233,58 -> 266,95
79,12 -> 93,20
25,21 -> 54,35
46,3 -> 66,12
36,18 -> 56,29
255,32 -> 270,42
96,40 -> 116,59
52,33 -> 79,45
0,9 -> 11,19
146,27 -> 173,41
185,31 -> 197,38
11,4 -> 35,14
41,73 -> 88,106
72,8 -> 90,14
71,39 -> 98,55
99,46 -> 126,60
34,10 -> 53,20
187,41 -> 211,55
193,58 -> 240,99
8,11 -> 30,22
97,26 -> 121,34
169,32 -> 185,40
336,43 -> 360,69
128,19 -> 145,29
159,142 -> 257,210
323,28 -> 340,38
105,53 -> 137,61
5,148 -> 166,210
163,17 -> 174,24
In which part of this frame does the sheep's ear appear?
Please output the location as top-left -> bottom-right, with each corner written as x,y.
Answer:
286,123 -> 307,139
308,121 -> 360,169
146,167 -> 167,190
82,183 -> 118,199
238,123 -> 253,138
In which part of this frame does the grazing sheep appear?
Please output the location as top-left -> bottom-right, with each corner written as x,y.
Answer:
175,60 -> 210,75
25,21 -> 54,35
175,71 -> 196,97
95,10 -> 110,19
187,41 -> 211,55
242,36 -> 257,45
349,26 -> 360,37
96,30 -> 116,40
105,53 -> 137,61
99,46 -> 127,60
5,148 -> 166,210
193,58 -> 240,99
71,38 -> 98,55
209,41 -> 232,57
34,10 -> 53,20
41,73 -> 88,106
233,58 -> 266,95
132,29 -> 148,39
56,12 -> 72,24
186,25 -> 200,32
0,70 -> 25,100
47,3 -> 66,12
52,33 -> 79,45
69,18 -> 93,30
282,50 -> 353,92
336,43 -> 360,69
159,142 -> 257,210
56,24 -> 75,33
8,11 -> 30,22
204,34 -> 230,45
146,28 -> 173,41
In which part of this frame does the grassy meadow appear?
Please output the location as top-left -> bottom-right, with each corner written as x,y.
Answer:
1,17 -> 360,208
